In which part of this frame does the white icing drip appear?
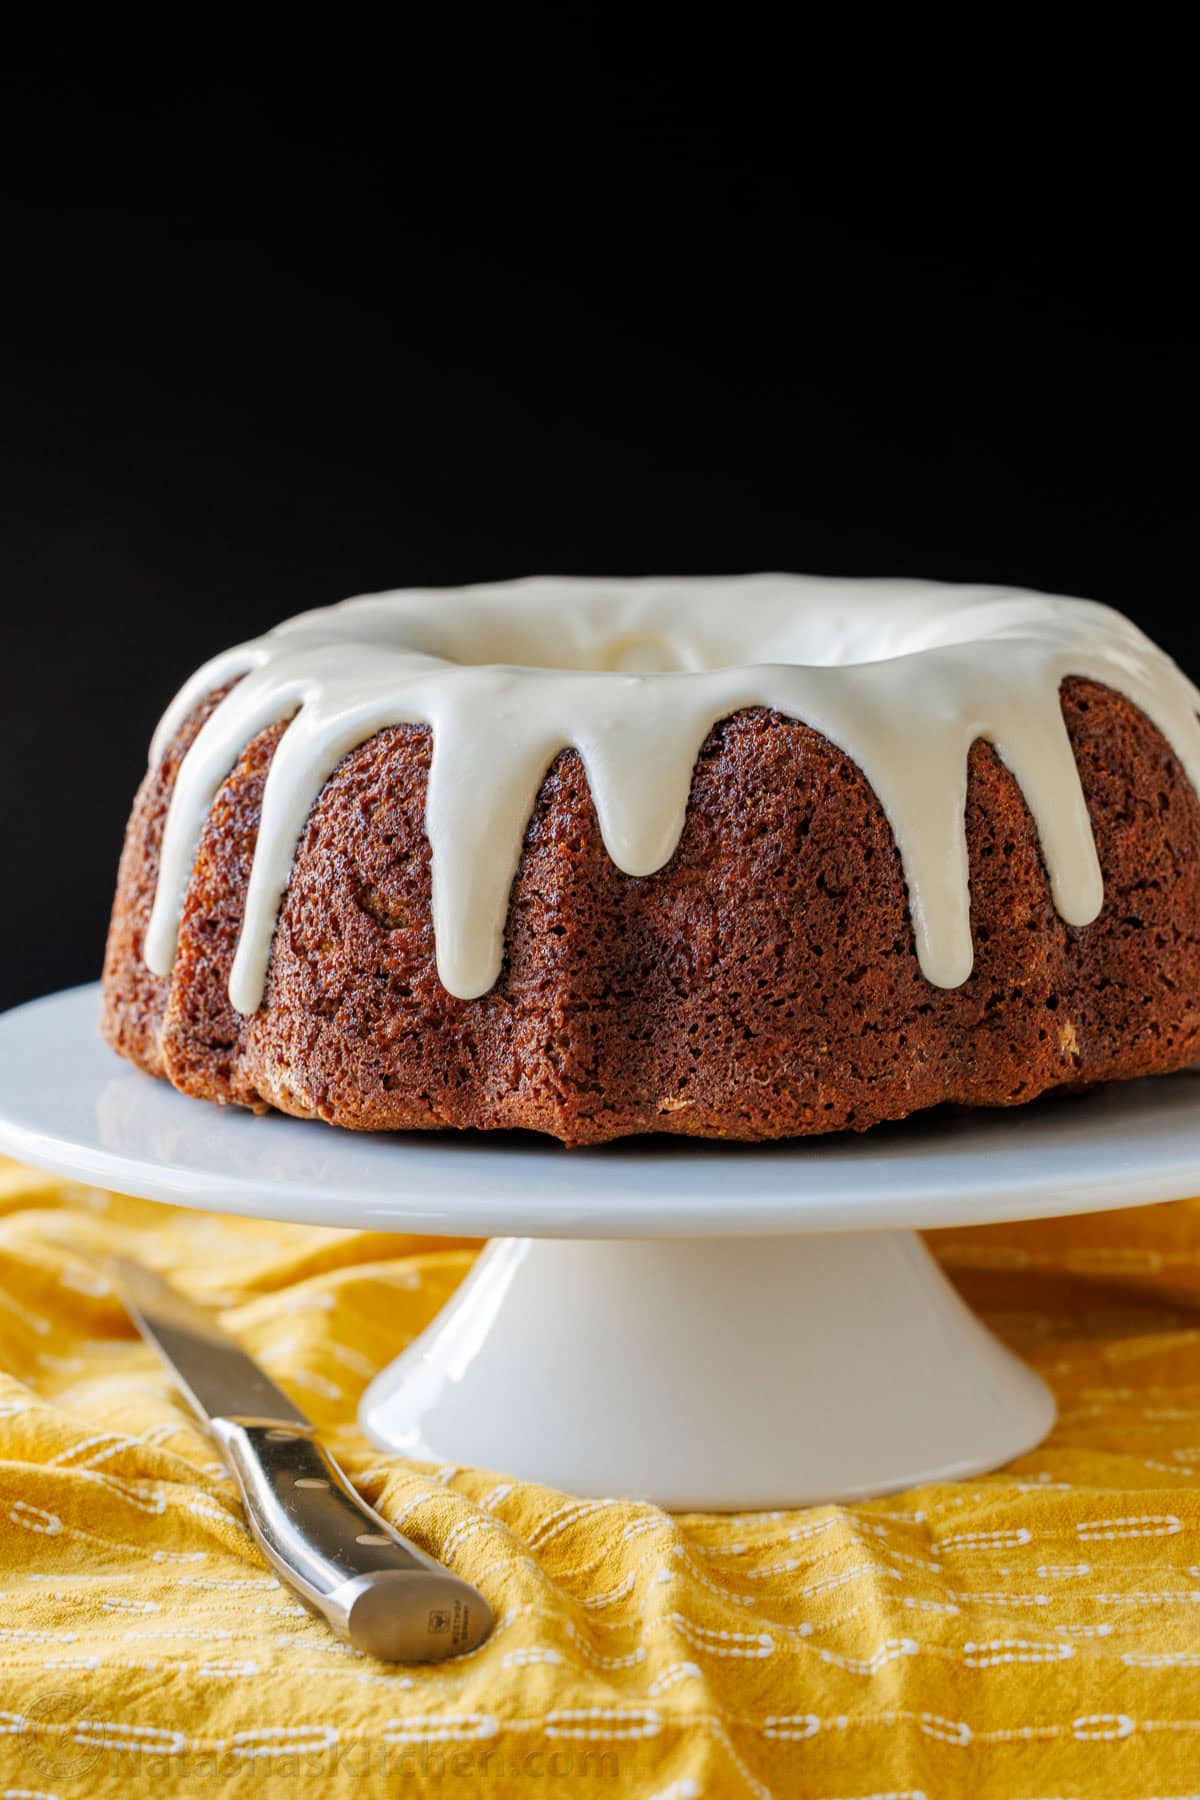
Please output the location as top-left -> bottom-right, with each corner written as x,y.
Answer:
142,575 -> 1200,1009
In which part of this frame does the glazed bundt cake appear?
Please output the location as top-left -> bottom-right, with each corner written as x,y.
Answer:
102,576 -> 1200,1146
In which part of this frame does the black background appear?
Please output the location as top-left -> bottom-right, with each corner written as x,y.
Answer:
1,97 -> 1194,1010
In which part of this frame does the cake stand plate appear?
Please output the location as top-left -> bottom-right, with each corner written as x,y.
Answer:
3,985 -> 1200,1508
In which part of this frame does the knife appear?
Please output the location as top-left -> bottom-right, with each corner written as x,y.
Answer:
112,1257 -> 493,1662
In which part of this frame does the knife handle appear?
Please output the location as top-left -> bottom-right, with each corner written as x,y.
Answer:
211,1418 -> 493,1662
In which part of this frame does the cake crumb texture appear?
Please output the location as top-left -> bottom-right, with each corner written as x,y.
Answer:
101,679 -> 1200,1145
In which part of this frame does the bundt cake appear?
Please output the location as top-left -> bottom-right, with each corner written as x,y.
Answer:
101,576 -> 1200,1146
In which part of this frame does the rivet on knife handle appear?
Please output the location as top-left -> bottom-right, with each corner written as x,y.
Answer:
211,1417 -> 493,1661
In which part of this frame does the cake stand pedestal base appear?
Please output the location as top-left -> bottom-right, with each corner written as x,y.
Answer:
359,1230 -> 1054,1510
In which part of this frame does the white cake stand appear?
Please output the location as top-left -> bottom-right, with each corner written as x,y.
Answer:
3,985 -> 1200,1510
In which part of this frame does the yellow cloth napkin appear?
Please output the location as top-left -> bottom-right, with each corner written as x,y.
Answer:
4,1156 -> 1200,1798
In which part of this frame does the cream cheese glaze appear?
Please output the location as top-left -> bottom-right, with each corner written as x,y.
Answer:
142,575 -> 1200,1010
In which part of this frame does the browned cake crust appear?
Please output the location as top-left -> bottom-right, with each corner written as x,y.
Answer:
101,679 -> 1200,1146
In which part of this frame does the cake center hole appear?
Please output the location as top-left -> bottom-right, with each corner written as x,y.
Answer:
596,632 -> 692,674
406,588 -> 990,674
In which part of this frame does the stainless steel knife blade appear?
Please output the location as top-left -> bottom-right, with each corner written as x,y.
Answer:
115,1257 -> 311,1428
112,1257 -> 493,1662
